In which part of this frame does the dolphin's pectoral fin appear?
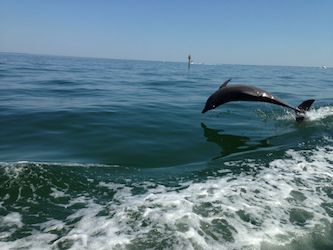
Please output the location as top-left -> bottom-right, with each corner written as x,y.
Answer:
219,78 -> 232,89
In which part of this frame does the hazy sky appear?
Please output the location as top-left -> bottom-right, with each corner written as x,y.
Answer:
1,0 -> 332,66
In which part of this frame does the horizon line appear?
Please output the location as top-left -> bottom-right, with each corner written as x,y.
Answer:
0,50 -> 330,69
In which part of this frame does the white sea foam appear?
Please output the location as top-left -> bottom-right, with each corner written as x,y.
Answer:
0,212 -> 24,243
1,142 -> 332,249
277,106 -> 333,122
50,187 -> 68,199
1,212 -> 23,228
306,106 -> 333,121
0,233 -> 57,250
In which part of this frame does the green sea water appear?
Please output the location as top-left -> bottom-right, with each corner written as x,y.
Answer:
0,53 -> 332,249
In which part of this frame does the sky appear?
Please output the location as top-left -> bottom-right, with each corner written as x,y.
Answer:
0,0 -> 332,67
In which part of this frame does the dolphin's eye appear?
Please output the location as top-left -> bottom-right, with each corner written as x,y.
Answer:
212,105 -> 216,108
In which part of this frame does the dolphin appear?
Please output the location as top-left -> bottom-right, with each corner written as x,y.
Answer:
202,79 -> 315,121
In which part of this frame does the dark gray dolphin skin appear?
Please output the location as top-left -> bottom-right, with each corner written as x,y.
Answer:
202,79 -> 315,121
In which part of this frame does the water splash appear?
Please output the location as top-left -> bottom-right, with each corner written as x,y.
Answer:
1,141 -> 331,249
306,106 -> 333,121
276,106 -> 333,122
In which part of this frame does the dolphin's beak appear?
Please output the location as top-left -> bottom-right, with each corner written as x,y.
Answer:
202,107 -> 208,113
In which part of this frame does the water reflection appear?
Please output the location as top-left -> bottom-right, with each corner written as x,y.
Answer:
201,123 -> 272,159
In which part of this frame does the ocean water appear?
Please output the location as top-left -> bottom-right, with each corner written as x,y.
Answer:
0,52 -> 332,250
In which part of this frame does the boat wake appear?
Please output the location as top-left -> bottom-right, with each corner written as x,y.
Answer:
1,139 -> 332,250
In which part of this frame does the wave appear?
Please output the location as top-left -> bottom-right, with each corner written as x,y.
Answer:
1,139 -> 332,249
0,161 -> 120,169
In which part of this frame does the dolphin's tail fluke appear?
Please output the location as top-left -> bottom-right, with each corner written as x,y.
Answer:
298,99 -> 315,111
295,99 -> 315,121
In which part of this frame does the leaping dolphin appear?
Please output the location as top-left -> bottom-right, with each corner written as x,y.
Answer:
202,79 -> 315,121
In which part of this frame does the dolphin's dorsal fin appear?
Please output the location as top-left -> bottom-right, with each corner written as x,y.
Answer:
219,78 -> 232,89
